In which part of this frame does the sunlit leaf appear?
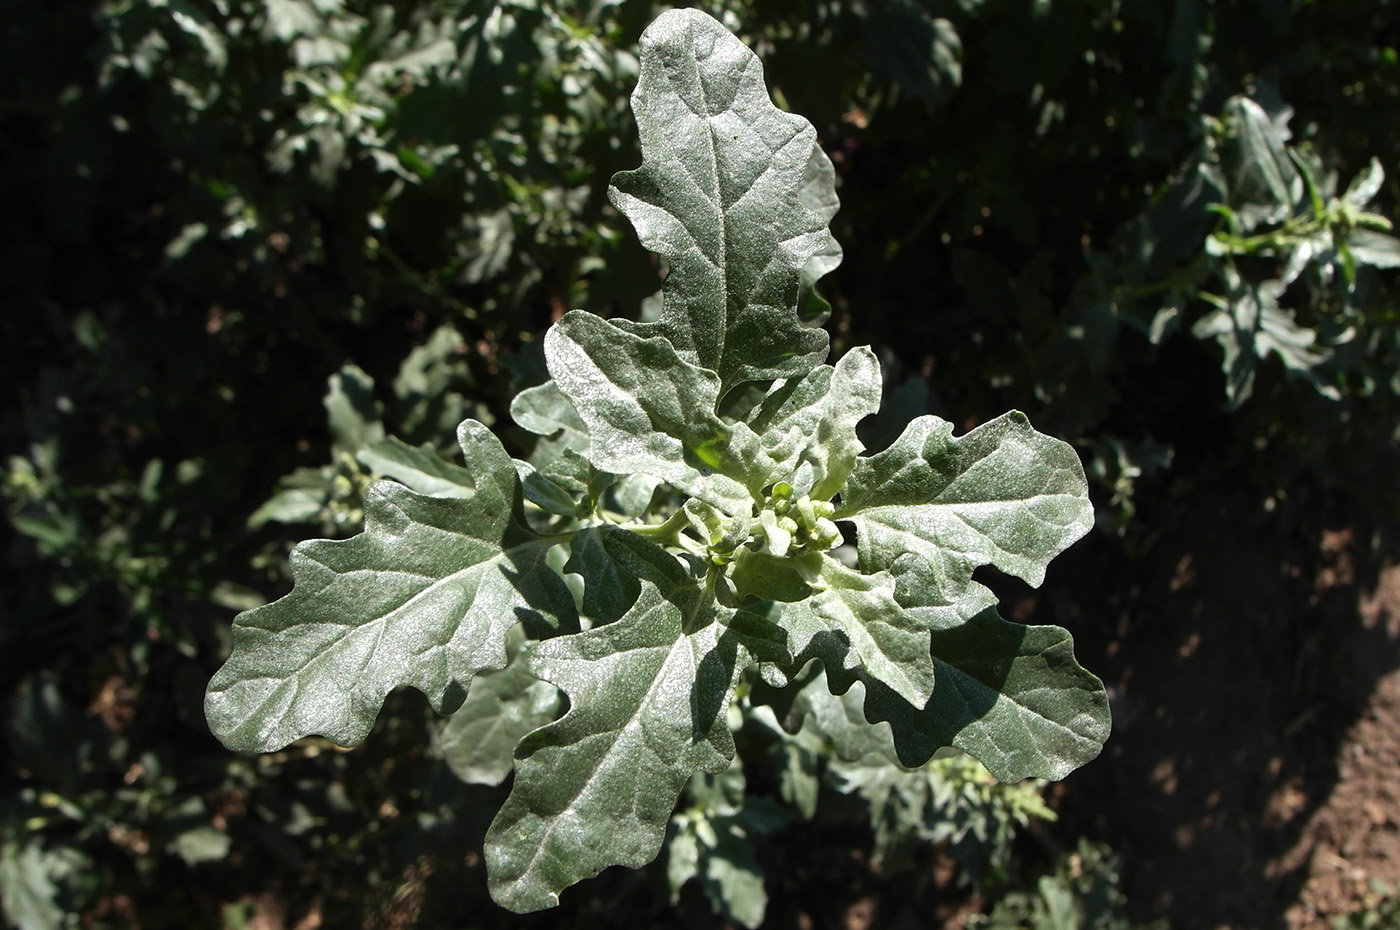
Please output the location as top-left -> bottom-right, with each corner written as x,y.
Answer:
607,9 -> 839,390
840,412 -> 1094,598
206,422 -> 577,751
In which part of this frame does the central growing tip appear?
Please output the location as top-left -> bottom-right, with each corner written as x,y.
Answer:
755,482 -> 841,558
699,481 -> 841,567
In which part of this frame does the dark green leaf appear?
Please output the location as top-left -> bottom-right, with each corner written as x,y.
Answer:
857,0 -> 963,108
1218,95 -> 1302,227
1191,276 -> 1335,406
563,526 -> 644,625
667,763 -> 780,928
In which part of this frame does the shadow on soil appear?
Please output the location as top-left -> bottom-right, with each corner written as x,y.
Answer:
1036,481 -> 1400,930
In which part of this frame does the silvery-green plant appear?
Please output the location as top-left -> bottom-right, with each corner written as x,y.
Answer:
206,9 -> 1110,913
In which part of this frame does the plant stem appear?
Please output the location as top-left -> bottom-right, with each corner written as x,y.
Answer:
615,507 -> 691,545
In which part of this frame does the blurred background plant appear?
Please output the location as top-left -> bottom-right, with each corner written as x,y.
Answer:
3,0 -> 1397,926
1334,880 -> 1400,930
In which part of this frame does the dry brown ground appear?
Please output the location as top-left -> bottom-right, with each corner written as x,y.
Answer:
1284,558 -> 1400,928
1047,490 -> 1400,930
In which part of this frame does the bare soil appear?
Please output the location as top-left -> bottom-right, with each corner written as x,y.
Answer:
1041,485 -> 1400,930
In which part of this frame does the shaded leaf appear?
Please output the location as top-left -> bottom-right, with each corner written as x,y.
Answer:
728,548 -> 818,605
511,380 -> 588,449
563,525 -> 643,625
245,473 -> 331,530
784,666 -> 904,766
857,0 -> 963,109
863,607 -> 1110,781
667,763 -> 779,929
773,724 -> 822,819
437,646 -> 562,787
1218,95 -> 1301,227
484,531 -> 747,912
668,821 -> 769,928
357,437 -> 474,497
168,825 -> 233,865
512,458 -> 585,518
765,568 -> 1108,783
786,562 -> 937,708
325,364 -> 385,455
1191,277 -> 1335,406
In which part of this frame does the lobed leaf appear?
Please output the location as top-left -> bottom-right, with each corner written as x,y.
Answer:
1342,156 -> 1385,209
839,412 -> 1094,598
484,530 -> 748,912
204,8 -> 1111,911
607,8 -> 839,390
325,363 -> 385,454
1348,227 -> 1400,269
205,421 -> 577,752
1218,95 -> 1302,228
562,525 -> 643,625
774,600 -> 1109,783
727,548 -> 819,605
0,841 -> 67,930
436,644 -> 562,787
356,436 -> 475,497
783,561 -> 938,709
511,457 -> 586,517
666,763 -> 781,929
1190,274 -> 1336,406
862,606 -> 1111,782
783,667 -> 904,766
511,380 -> 589,452
545,309 -> 764,514
747,346 -> 882,500
795,144 -> 844,324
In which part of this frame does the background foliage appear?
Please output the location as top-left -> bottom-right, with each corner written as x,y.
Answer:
3,0 -> 1397,927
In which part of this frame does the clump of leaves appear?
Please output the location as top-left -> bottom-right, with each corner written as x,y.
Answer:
206,9 -> 1109,914
1334,880 -> 1400,930
1190,96 -> 1400,406
830,750 -> 1056,881
971,838 -> 1167,930
1085,93 -> 1400,409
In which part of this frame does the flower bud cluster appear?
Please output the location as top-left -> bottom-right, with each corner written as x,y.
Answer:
755,482 -> 841,557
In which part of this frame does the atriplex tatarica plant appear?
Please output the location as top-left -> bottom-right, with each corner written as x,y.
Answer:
207,8 -> 1109,913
